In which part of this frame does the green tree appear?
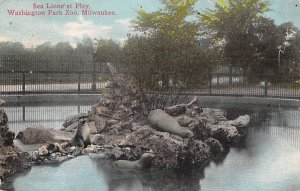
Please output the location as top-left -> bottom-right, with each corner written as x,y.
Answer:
276,23 -> 300,81
0,41 -> 26,56
95,39 -> 121,64
200,0 -> 270,80
53,42 -> 74,56
125,0 -> 212,92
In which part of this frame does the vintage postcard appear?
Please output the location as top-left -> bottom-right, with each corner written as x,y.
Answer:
0,0 -> 299,191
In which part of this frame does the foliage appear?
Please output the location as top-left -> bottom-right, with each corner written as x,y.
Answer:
0,42 -> 27,55
123,0 -> 214,93
95,39 -> 121,64
199,0 -> 300,82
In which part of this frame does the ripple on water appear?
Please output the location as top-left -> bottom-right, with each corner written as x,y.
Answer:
13,156 -> 108,191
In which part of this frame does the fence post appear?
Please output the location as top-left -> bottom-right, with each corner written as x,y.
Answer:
264,79 -> 268,97
209,75 -> 212,94
91,61 -> 96,90
229,63 -> 233,85
22,73 -> 25,95
78,72 -> 81,94
22,106 -> 25,121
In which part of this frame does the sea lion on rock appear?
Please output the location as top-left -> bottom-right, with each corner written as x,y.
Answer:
148,109 -> 194,138
70,118 -> 91,147
114,153 -> 155,169
69,119 -> 91,155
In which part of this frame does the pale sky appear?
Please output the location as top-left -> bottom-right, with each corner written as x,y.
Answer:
0,0 -> 300,48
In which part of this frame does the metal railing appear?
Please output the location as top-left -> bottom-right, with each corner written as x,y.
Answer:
0,55 -> 110,95
0,55 -> 299,100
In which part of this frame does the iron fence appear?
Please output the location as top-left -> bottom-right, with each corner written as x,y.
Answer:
0,55 -> 110,94
208,74 -> 300,99
0,55 -> 299,100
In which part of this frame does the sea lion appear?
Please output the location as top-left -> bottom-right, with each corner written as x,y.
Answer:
68,118 -> 91,156
114,153 -> 155,169
70,118 -> 91,148
148,109 -> 194,138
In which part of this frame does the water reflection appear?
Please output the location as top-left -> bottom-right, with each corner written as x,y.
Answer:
3,106 -> 300,191
12,156 -> 108,191
92,158 -> 204,191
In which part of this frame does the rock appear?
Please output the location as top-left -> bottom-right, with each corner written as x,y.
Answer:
63,113 -> 89,128
2,131 -> 15,146
130,100 -> 140,110
186,108 -> 200,118
148,109 -> 194,138
122,125 -> 184,168
178,140 -> 210,167
200,108 -> 226,125
112,105 -> 132,120
0,108 -> 8,126
176,115 -> 193,127
210,124 -> 240,145
204,138 -> 224,159
107,119 -> 119,126
228,115 -> 250,128
110,147 -> 125,160
132,123 -> 142,131
98,98 -> 112,107
1,152 -> 31,181
165,104 -> 186,116
0,126 -> 8,135
88,121 -> 97,134
94,106 -> 110,115
38,142 -> 71,157
188,119 -> 210,141
0,102 -> 32,182
186,97 -> 203,114
107,123 -> 122,135
91,134 -> 105,145
82,145 -> 98,155
91,115 -> 106,133
0,99 -> 5,107
38,145 -> 49,156
65,122 -> 78,132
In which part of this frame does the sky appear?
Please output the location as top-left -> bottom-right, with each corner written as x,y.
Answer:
0,0 -> 300,48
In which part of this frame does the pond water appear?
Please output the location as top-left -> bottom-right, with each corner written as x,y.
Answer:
2,105 -> 300,191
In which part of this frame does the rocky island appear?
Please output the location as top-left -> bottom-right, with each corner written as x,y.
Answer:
0,64 -> 250,185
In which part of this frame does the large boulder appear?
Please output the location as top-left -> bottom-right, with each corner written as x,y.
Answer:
165,104 -> 186,116
120,125 -> 184,168
65,122 -> 78,132
63,113 -> 89,128
209,124 -> 240,145
188,119 -> 210,141
0,101 -> 31,182
91,134 -> 105,145
229,115 -> 250,127
178,140 -> 210,167
204,138 -> 224,159
119,125 -> 213,169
